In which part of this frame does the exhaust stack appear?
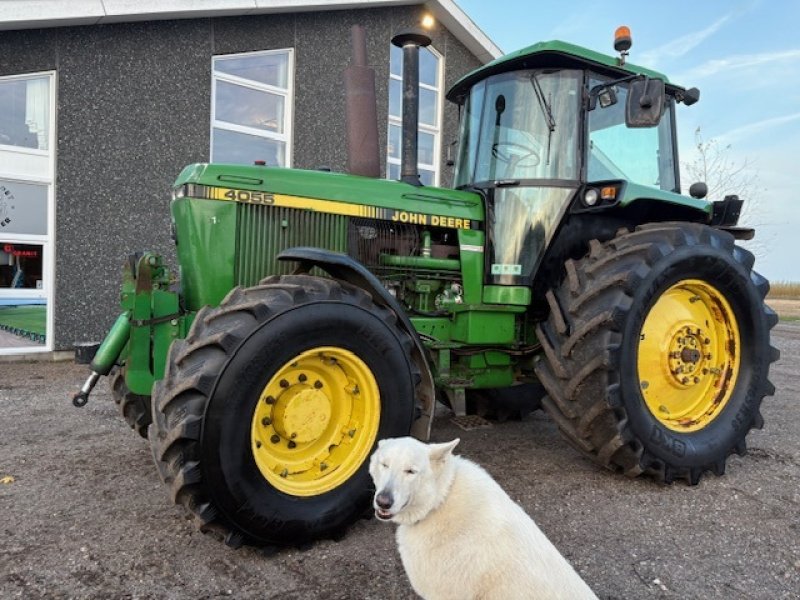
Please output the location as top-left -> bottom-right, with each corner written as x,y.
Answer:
391,28 -> 432,186
344,25 -> 380,178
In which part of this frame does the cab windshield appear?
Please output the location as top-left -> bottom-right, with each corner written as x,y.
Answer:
455,70 -> 581,186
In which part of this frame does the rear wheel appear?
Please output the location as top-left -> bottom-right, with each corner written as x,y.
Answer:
535,223 -> 779,484
149,275 -> 418,547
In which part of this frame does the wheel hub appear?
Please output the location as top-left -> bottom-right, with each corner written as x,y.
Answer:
638,279 -> 740,432
272,387 -> 332,443
250,347 -> 380,496
666,325 -> 711,386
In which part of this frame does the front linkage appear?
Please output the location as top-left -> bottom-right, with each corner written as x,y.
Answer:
72,252 -> 186,410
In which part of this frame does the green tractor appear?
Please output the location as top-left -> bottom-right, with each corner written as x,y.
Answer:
73,28 -> 778,549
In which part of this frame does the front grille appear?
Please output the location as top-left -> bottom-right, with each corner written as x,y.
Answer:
347,218 -> 421,274
235,203 -> 349,287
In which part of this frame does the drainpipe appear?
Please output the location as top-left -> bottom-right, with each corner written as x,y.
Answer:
391,28 -> 432,186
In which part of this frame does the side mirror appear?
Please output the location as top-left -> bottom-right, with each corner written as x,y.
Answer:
625,76 -> 665,128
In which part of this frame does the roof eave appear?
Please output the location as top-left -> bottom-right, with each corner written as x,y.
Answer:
0,0 -> 502,64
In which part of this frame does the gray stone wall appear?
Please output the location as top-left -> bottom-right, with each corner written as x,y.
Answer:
0,6 -> 482,350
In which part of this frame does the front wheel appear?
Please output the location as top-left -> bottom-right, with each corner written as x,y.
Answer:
535,223 -> 779,484
109,368 -> 151,438
149,275 -> 418,547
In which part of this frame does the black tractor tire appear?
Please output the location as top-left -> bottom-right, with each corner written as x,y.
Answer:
149,275 -> 418,548
109,367 -> 151,438
534,222 -> 779,484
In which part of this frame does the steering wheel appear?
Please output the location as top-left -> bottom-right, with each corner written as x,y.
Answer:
491,141 -> 541,169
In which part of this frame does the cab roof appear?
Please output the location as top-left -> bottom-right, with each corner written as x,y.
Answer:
447,39 -> 676,103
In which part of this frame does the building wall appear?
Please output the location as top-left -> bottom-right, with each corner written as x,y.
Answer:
0,6 -> 482,350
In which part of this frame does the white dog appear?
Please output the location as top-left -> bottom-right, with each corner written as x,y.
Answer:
369,437 -> 597,600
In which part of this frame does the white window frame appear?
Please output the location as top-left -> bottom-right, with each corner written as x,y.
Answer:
210,48 -> 295,167
387,45 -> 444,186
0,70 -> 56,355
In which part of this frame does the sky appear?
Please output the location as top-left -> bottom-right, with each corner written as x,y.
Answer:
457,0 -> 800,282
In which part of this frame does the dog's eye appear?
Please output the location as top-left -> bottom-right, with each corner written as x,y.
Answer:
380,462 -> 388,469
404,469 -> 417,475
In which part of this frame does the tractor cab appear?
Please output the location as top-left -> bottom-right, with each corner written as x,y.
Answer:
447,36 -> 699,285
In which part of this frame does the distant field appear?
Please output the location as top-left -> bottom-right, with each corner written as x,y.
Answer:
767,282 -> 800,320
0,305 -> 46,335
768,281 -> 800,299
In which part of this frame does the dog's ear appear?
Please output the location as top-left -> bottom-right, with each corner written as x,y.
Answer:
428,438 -> 460,463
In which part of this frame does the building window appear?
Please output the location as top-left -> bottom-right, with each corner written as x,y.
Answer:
387,45 -> 443,186
211,49 -> 294,166
0,76 -> 50,151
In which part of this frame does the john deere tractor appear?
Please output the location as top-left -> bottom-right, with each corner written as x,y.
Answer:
73,28 -> 778,549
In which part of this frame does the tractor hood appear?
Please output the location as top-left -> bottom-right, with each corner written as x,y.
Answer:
174,163 -> 484,225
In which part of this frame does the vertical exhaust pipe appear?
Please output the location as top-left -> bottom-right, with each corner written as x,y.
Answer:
345,25 -> 381,177
391,28 -> 431,186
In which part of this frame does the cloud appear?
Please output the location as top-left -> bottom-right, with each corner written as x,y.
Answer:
719,112 -> 800,143
680,49 -> 800,80
639,13 -> 734,67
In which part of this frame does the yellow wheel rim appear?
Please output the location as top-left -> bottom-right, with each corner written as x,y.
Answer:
250,346 -> 381,496
638,279 -> 740,432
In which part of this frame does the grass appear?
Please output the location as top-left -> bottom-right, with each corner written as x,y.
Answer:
767,281 -> 800,299
0,305 -> 46,336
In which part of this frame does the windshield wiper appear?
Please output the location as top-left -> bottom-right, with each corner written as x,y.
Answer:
530,73 -> 556,165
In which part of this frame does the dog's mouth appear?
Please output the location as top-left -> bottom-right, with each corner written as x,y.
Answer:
375,508 -> 394,521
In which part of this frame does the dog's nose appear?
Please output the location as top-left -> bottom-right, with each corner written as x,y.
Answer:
375,491 -> 393,510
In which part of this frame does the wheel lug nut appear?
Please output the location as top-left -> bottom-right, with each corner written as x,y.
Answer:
314,380 -> 323,389
694,377 -> 700,383
264,395 -> 275,405
288,440 -> 296,449
298,373 -> 307,382
704,338 -> 711,345
681,377 -> 689,384
290,432 -> 297,439
270,434 -> 280,444
255,440 -> 262,448
279,379 -> 289,388
262,417 -> 271,426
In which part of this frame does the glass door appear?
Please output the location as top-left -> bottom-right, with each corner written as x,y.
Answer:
0,72 -> 55,354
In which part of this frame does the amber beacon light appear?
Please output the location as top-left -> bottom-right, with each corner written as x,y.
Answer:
614,26 -> 632,65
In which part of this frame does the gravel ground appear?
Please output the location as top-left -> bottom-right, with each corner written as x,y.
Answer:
0,322 -> 798,599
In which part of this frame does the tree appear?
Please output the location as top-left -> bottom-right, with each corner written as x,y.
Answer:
681,126 -> 770,256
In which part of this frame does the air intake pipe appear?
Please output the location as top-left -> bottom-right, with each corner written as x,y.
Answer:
391,28 -> 432,186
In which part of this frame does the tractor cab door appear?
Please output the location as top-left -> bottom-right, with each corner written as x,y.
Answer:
455,69 -> 582,285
